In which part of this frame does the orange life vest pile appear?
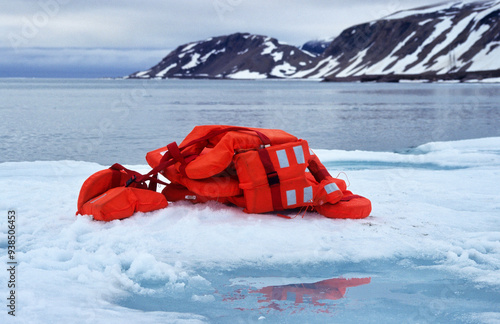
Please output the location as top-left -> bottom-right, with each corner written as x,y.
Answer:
76,125 -> 371,221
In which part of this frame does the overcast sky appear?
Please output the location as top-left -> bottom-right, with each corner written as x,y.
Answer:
1,0 -> 454,78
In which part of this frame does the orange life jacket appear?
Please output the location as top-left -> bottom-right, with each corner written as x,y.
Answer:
77,125 -> 371,221
76,165 -> 168,221
146,125 -> 371,219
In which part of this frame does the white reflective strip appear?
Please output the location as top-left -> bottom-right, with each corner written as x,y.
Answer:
276,149 -> 289,168
160,150 -> 168,156
303,186 -> 313,203
286,189 -> 297,206
293,145 -> 305,164
324,183 -> 340,194
90,193 -> 107,204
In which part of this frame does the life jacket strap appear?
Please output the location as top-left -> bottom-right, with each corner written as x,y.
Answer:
138,126 -> 272,184
258,148 -> 284,211
167,142 -> 188,177
109,163 -> 170,189
308,158 -> 331,182
111,168 -> 122,188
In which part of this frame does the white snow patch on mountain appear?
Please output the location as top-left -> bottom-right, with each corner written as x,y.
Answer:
261,41 -> 277,55
270,62 -> 297,77
200,48 -> 226,63
134,70 -> 151,78
467,43 -> 500,71
227,70 -> 267,79
156,63 -> 177,78
181,42 -> 198,53
337,48 -> 370,77
237,48 -> 249,55
271,51 -> 283,62
182,53 -> 201,70
293,56 -> 340,79
418,18 -> 435,26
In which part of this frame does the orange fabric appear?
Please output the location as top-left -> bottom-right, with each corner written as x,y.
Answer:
77,168 -> 131,212
77,167 -> 167,221
162,183 -> 229,204
79,187 -> 168,221
234,140 -> 344,214
315,191 -> 372,219
77,126 -> 372,220
142,125 -> 371,219
146,125 -> 297,179
315,179 -> 344,205
162,155 -> 241,198
225,195 -> 247,208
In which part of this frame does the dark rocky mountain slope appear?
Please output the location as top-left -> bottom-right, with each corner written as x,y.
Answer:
128,33 -> 316,79
128,0 -> 500,82
303,0 -> 500,82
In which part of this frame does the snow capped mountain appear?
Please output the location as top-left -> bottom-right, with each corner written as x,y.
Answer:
300,0 -> 500,82
128,0 -> 500,82
128,32 -> 316,79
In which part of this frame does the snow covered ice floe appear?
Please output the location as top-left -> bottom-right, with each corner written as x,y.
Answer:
1,137 -> 499,323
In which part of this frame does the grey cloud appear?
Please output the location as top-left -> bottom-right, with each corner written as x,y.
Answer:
0,47 -> 167,78
0,0 -> 450,77
3,0 -> 449,49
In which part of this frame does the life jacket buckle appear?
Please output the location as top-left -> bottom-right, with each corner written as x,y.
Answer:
267,171 -> 280,186
125,175 -> 136,187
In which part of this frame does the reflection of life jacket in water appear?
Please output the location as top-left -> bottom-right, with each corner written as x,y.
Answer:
76,125 -> 371,221
252,277 -> 371,306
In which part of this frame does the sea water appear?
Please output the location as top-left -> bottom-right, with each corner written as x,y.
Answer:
1,78 -> 499,164
1,79 -> 500,323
